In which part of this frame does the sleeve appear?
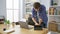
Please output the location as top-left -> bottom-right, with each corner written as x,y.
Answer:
32,8 -> 35,18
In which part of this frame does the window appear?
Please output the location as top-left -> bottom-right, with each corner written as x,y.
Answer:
6,0 -> 19,23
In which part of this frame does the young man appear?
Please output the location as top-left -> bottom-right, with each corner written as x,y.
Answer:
32,2 -> 48,29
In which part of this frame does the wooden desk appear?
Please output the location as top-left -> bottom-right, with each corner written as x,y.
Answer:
0,24 -> 48,34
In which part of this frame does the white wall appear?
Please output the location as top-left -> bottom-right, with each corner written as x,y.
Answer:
58,0 -> 60,6
0,0 -> 6,18
53,0 -> 58,3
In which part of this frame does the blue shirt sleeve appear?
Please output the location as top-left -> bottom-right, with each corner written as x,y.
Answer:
32,8 -> 35,18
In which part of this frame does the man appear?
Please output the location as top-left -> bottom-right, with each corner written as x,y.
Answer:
32,2 -> 48,29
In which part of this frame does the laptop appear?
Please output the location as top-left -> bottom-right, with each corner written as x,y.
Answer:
19,21 -> 34,29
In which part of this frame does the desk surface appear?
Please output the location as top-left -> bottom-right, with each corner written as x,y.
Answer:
0,24 -> 48,34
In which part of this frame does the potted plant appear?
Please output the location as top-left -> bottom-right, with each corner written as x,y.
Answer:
3,20 -> 10,30
4,19 -> 10,27
53,3 -> 57,6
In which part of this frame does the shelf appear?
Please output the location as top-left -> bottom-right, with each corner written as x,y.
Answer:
26,12 -> 32,14
50,6 -> 60,8
26,2 -> 32,4
49,15 -> 60,16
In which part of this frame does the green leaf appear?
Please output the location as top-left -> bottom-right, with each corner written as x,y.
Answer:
4,19 -> 10,24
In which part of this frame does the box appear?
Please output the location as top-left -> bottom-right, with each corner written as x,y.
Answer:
34,25 -> 42,30
57,23 -> 60,33
48,21 -> 58,32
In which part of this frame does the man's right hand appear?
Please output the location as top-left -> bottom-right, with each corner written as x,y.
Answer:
35,23 -> 39,25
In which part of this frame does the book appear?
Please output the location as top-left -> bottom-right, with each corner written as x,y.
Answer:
49,6 -> 60,15
49,7 -> 55,15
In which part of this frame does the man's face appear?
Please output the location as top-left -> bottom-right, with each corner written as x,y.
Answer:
34,8 -> 39,12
